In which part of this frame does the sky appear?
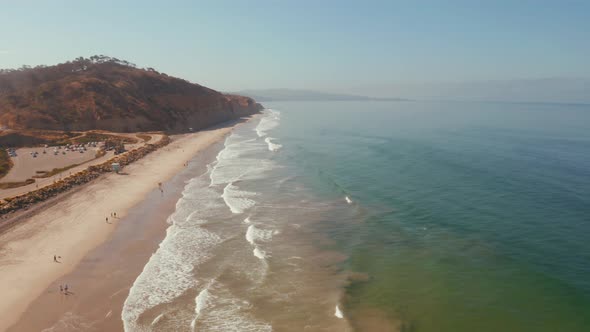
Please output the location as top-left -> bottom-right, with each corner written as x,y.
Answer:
1,0 -> 589,102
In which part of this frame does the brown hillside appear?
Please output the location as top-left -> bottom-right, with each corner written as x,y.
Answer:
0,56 -> 262,132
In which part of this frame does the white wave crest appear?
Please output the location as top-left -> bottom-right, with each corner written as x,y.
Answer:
345,196 -> 353,204
253,247 -> 267,259
222,183 -> 257,214
151,313 -> 165,326
245,224 -> 275,245
335,305 -> 344,319
192,282 -> 272,331
256,109 -> 280,137
190,284 -> 212,331
209,132 -> 275,186
246,224 -> 276,261
122,226 -> 221,331
195,288 -> 210,316
264,137 -> 282,151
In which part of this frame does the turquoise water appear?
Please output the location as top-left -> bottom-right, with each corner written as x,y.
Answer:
266,101 -> 590,331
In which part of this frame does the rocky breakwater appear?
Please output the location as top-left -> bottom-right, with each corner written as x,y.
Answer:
0,136 -> 171,215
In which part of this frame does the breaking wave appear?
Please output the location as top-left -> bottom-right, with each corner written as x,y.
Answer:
335,305 -> 344,319
190,281 -> 272,332
264,137 -> 282,151
255,109 -> 280,137
245,224 -> 276,245
122,108 -> 348,331
222,183 -> 257,214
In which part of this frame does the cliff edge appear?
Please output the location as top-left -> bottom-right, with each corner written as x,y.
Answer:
0,56 -> 263,133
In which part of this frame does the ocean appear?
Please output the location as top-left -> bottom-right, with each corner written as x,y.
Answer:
123,101 -> 590,331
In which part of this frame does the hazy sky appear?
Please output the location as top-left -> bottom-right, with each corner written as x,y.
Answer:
1,0 -> 589,100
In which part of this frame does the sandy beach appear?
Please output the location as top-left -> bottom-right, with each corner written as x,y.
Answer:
0,121 -> 243,332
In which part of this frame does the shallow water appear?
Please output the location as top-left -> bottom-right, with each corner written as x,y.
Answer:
123,112 -> 351,331
125,101 -> 590,331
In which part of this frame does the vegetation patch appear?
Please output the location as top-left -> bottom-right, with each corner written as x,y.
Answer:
95,149 -> 107,158
0,129 -> 138,149
137,134 -> 151,142
0,132 -> 51,148
0,178 -> 35,189
0,149 -> 13,179
69,132 -> 137,145
33,164 -> 80,178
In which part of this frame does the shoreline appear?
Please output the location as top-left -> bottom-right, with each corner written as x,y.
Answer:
0,119 -> 247,331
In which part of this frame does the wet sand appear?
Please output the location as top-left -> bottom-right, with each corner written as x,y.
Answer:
0,121 -> 243,332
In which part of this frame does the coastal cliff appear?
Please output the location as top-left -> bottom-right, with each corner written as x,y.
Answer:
0,56 -> 262,133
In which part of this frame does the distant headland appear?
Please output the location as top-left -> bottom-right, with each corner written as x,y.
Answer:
234,88 -> 410,102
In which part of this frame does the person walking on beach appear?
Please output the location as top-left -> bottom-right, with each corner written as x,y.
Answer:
114,212 -> 117,218
64,284 -> 69,295
59,285 -> 63,293
53,255 -> 57,262
106,217 -> 109,223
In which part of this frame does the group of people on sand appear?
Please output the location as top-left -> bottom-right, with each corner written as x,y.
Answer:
58,284 -> 70,295
106,212 -> 118,223
53,256 -> 71,295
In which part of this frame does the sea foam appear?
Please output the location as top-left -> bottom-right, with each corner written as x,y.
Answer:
151,313 -> 165,326
264,137 -> 282,151
246,224 -> 277,261
122,177 -> 224,332
209,128 -> 275,217
222,183 -> 257,214
122,225 -> 221,331
245,224 -> 275,245
255,109 -> 280,137
124,109 -> 285,331
195,288 -> 210,316
192,281 -> 272,331
209,133 -> 270,186
253,247 -> 267,259
190,284 -> 211,330
335,305 -> 344,319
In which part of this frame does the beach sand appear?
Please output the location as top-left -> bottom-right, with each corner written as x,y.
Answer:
0,121 -> 243,332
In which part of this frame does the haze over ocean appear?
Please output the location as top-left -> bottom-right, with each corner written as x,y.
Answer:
2,1 -> 589,102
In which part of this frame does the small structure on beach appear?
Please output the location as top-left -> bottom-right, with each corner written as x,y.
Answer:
111,162 -> 121,173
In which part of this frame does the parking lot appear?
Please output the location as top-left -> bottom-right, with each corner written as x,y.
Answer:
2,144 -> 102,183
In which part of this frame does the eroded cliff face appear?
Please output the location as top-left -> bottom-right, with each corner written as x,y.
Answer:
0,57 -> 263,132
165,94 -> 263,133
